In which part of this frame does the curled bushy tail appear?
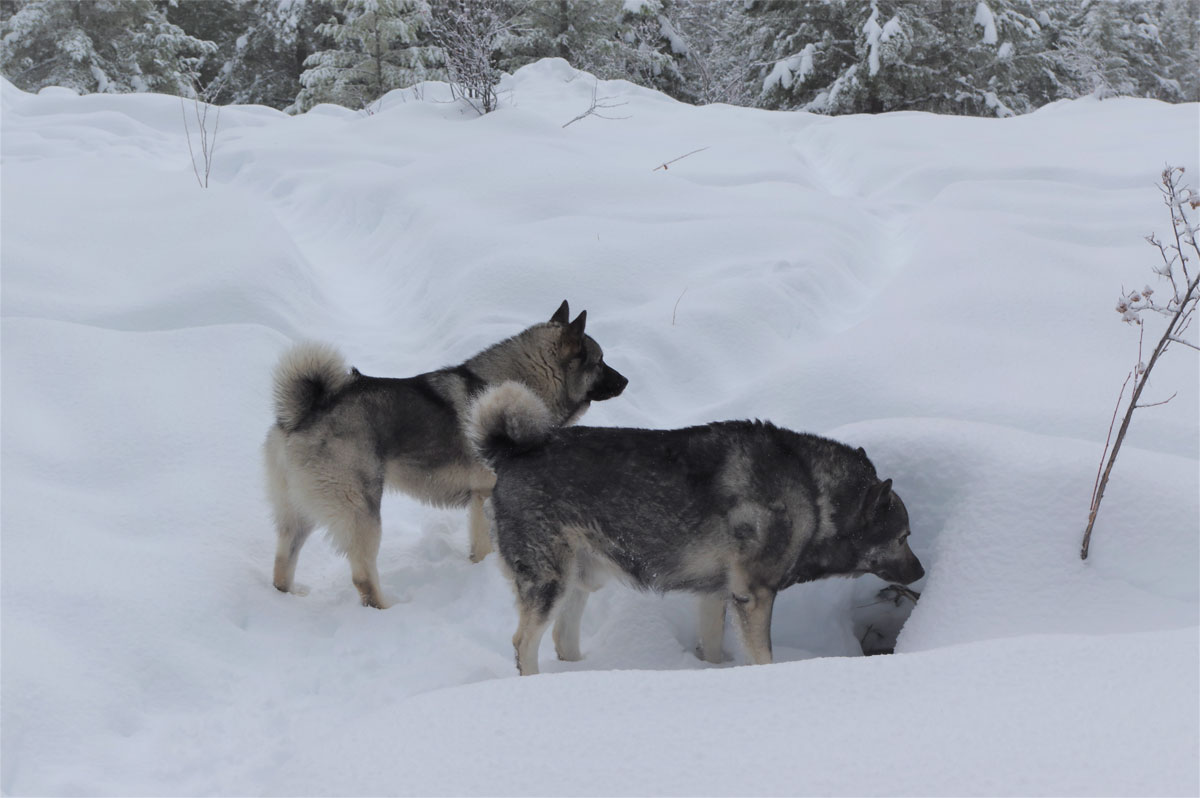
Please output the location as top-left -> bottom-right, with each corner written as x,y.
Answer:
272,342 -> 353,432
467,381 -> 555,468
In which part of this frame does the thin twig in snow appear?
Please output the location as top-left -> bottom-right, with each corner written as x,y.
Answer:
653,146 -> 710,171
672,287 -> 687,326
562,80 -> 630,128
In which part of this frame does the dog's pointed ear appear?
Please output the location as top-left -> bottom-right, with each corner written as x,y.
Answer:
865,478 -> 892,515
874,478 -> 893,512
560,309 -> 587,356
567,309 -> 587,339
856,447 -> 877,476
550,300 -> 570,325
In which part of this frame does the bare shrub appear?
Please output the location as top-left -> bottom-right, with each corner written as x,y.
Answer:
1082,166 -> 1199,559
429,0 -> 523,115
181,72 -> 225,188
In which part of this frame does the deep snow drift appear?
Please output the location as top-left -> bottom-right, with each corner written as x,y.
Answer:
2,60 -> 1197,796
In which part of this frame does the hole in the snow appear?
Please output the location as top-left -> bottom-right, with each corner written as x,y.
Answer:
852,583 -> 922,656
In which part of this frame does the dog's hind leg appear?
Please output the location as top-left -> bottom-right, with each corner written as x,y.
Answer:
265,428 -> 315,595
300,452 -> 388,609
272,510 -> 315,595
513,579 -> 565,675
696,595 -> 728,664
552,587 -> 589,662
468,490 -> 492,563
731,588 -> 776,665
513,610 -> 551,676
339,509 -> 390,609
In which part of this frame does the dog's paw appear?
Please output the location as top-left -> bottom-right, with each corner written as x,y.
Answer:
273,580 -> 309,597
358,589 -> 394,610
695,644 -> 729,664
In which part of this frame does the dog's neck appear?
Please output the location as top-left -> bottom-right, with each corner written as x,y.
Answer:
464,327 -> 580,426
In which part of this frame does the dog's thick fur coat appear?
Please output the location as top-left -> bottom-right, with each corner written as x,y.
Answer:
468,382 -> 925,674
264,302 -> 627,608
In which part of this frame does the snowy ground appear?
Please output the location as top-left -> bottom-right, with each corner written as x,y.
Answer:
2,59 -> 1197,796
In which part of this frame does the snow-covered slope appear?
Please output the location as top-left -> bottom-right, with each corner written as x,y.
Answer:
2,60 -> 1197,796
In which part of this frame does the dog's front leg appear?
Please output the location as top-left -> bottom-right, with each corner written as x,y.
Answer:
696,594 -> 728,664
468,490 -> 493,563
731,588 -> 776,665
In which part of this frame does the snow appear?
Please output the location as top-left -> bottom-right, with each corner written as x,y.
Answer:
2,59 -> 1198,796
983,89 -> 1016,116
864,3 -> 883,76
658,14 -> 687,58
88,63 -> 108,94
764,43 -> 815,92
882,14 -> 902,41
975,1 -> 999,45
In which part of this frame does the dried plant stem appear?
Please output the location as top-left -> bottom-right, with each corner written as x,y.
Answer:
672,287 -> 687,326
562,80 -> 630,128
653,146 -> 710,172
1082,167 -> 1200,560
1083,333 -> 1168,559
1088,369 -> 1132,523
181,73 -> 223,188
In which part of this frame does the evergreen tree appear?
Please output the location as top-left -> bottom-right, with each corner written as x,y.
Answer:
497,0 -> 615,71
216,0 -> 340,110
1156,0 -> 1200,101
1,0 -> 1194,114
1,0 -> 215,95
158,0 -> 308,108
498,0 -> 687,99
742,0 -> 861,112
849,0 -> 1078,117
747,0 -> 1083,116
295,0 -> 444,112
672,0 -> 756,106
1066,0 -> 1193,101
158,0 -> 248,89
609,0 -> 690,101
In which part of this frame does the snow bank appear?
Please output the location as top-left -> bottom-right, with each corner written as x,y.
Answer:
1,63 -> 1197,796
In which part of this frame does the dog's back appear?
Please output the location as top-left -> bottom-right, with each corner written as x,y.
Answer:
468,381 -> 924,674
264,302 -> 628,609
472,387 -> 809,594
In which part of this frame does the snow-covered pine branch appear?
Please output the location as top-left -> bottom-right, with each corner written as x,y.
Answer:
294,0 -> 444,114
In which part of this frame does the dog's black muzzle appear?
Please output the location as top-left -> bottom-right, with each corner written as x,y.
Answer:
589,363 -> 628,402
881,552 -> 925,585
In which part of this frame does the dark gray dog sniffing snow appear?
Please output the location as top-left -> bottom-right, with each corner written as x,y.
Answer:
467,381 -> 925,675
263,302 -> 627,609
